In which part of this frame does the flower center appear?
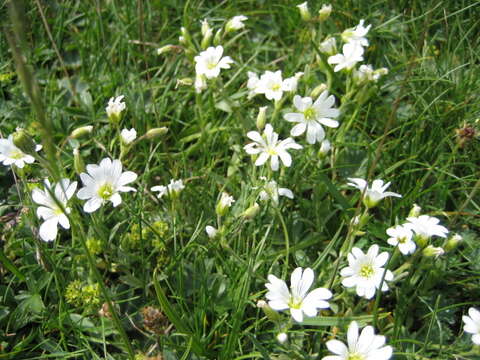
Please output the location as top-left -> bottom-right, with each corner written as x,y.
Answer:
267,147 -> 278,156
206,59 -> 217,70
271,83 -> 281,91
398,236 -> 407,244
303,107 -> 316,120
347,352 -> 365,360
288,296 -> 302,309
359,264 -> 374,278
97,183 -> 114,200
10,148 -> 25,160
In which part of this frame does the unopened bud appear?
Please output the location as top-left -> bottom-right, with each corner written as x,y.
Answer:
423,245 -> 444,258
157,44 -> 175,55
318,139 -> 331,157
145,127 -> 168,139
310,83 -> 328,98
201,19 -> 210,37
176,78 -> 193,87
73,148 -> 85,174
408,204 -> 421,218
213,29 -> 223,46
70,125 -> 93,139
318,4 -> 332,22
13,128 -> 36,155
242,202 -> 260,220
277,333 -> 288,343
445,233 -> 462,251
257,300 -> 281,321
256,106 -> 268,131
205,225 -> 218,239
201,28 -> 213,49
297,2 -> 311,22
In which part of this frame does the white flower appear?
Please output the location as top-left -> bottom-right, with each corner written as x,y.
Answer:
353,64 -> 388,83
265,267 -> 332,322
216,192 -> 235,216
77,158 -> 137,213
0,134 -> 41,168
106,95 -> 126,120
194,74 -> 207,93
319,37 -> 337,54
328,43 -> 364,72
347,178 -> 402,208
194,46 -> 233,79
121,128 -> 137,145
225,15 -> 248,32
386,224 -> 415,255
284,92 -> 340,144
32,179 -> 77,242
151,179 -> 185,199
282,72 -> 304,92
341,244 -> 394,299
342,19 -> 372,47
323,321 -> 393,360
205,225 -> 218,239
463,307 -> 480,345
259,179 -> 294,205
244,124 -> 302,171
405,215 -> 449,240
254,70 -> 290,102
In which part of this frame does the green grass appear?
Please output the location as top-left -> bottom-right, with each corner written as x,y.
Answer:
1,0 -> 480,359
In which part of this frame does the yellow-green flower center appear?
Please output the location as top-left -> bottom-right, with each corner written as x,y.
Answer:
207,61 -> 217,70
10,148 -> 25,160
303,107 -> 316,120
359,264 -> 374,278
271,83 -> 281,91
98,183 -> 114,200
347,352 -> 365,360
267,148 -> 278,156
288,296 -> 302,309
398,236 -> 407,244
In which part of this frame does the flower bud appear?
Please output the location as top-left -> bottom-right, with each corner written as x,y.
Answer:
423,245 -> 444,258
225,15 -> 248,33
318,139 -> 331,157
277,333 -> 288,343
205,225 -> 218,239
194,74 -> 207,93
216,192 -> 235,217
145,127 -> 168,139
157,44 -> 175,55
73,148 -> 85,174
310,83 -> 328,98
69,125 -> 93,139
257,300 -> 282,321
201,27 -> 213,50
13,128 -> 36,155
408,204 -> 421,217
201,19 -> 210,37
318,4 -> 332,21
445,233 -> 462,251
242,202 -> 260,220
297,2 -> 311,22
176,78 -> 193,87
256,106 -> 268,131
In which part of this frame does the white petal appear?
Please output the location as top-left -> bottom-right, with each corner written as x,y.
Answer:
326,339 -> 348,356
84,198 -> 102,213
39,218 -> 59,242
118,171 -> 137,186
110,193 -> 122,207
